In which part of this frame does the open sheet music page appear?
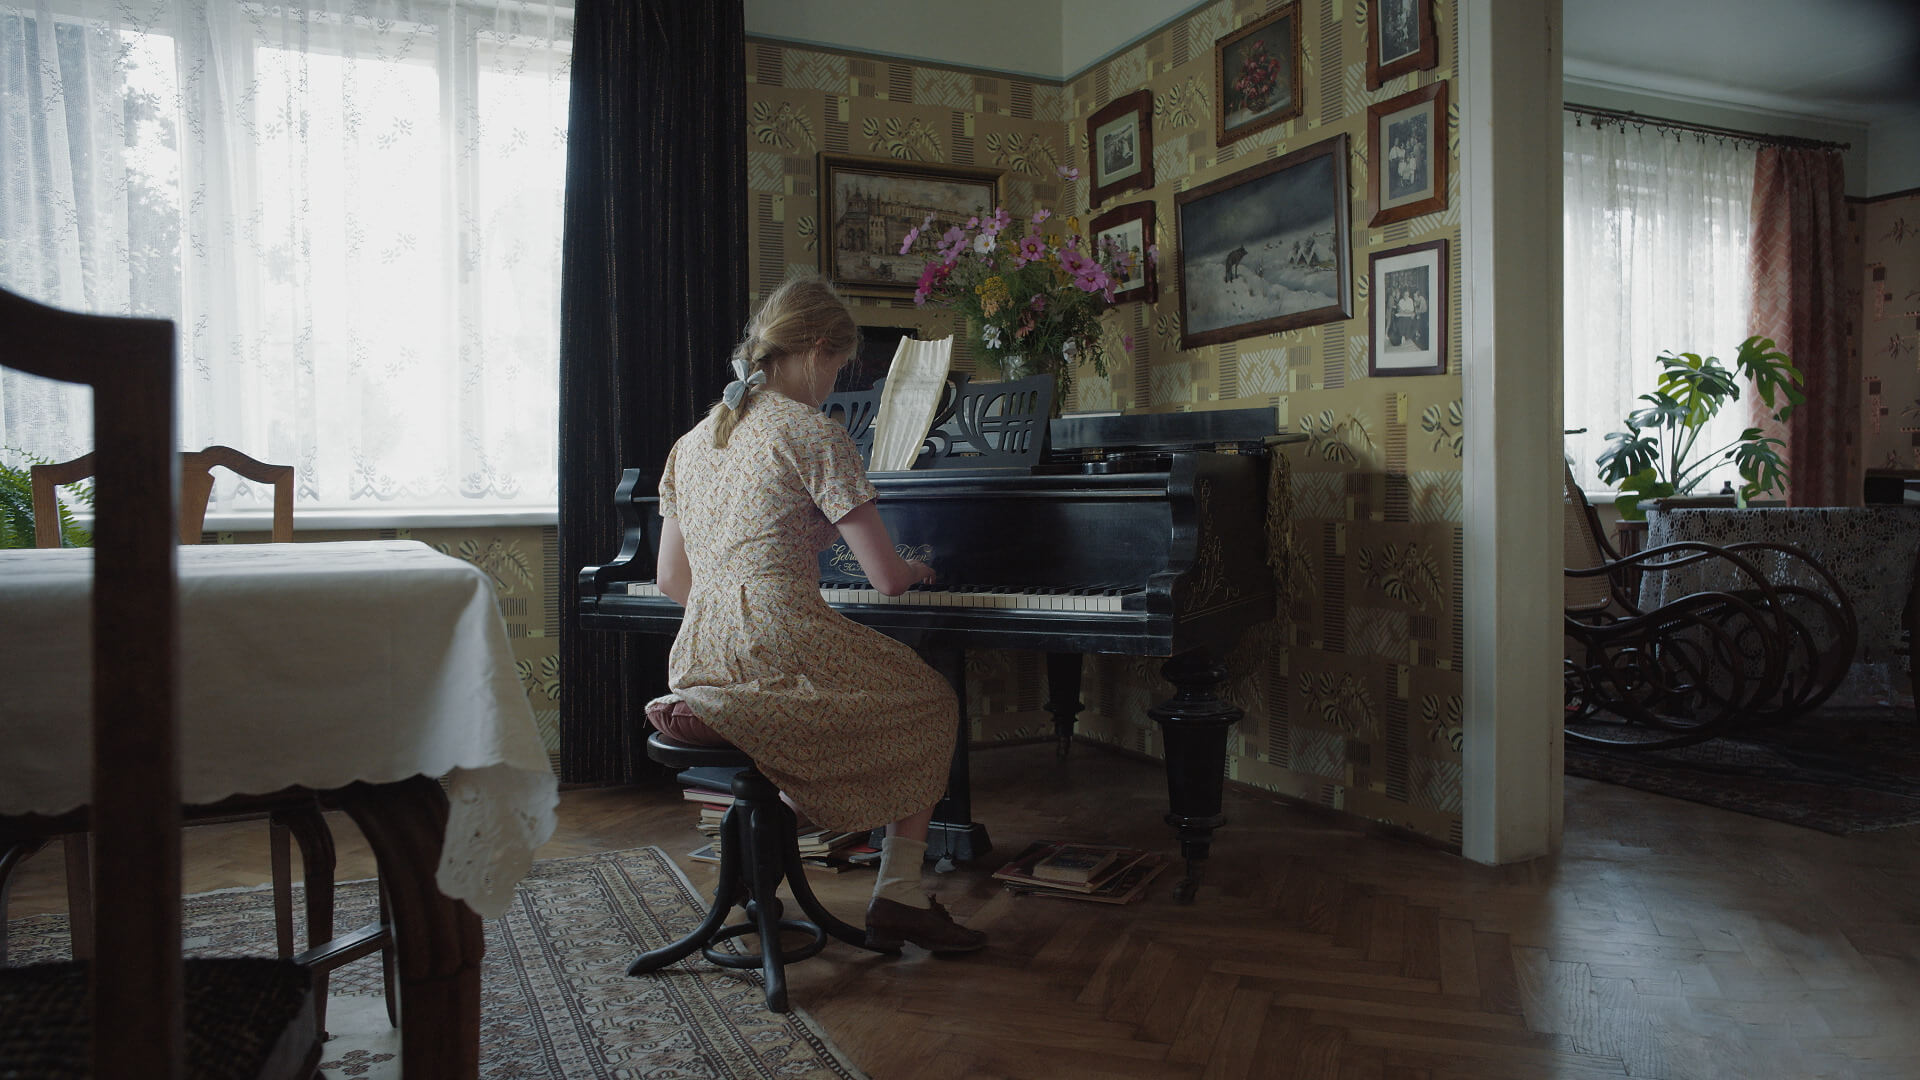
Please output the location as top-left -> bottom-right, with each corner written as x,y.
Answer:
867,337 -> 953,471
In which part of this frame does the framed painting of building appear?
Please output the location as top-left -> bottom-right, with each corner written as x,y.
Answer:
818,154 -> 1004,299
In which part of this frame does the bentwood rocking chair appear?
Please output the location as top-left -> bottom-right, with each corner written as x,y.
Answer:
1562,465 -> 1856,750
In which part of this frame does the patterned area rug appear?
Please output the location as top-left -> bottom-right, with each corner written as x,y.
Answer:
3,847 -> 868,1079
1565,706 -> 1920,834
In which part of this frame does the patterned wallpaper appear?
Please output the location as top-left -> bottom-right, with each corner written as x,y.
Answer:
746,0 -> 1465,847
1859,192 -> 1920,469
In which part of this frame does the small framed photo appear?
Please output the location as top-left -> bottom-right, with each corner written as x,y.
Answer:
818,153 -> 1005,299
1367,81 -> 1447,228
1087,90 -> 1155,208
1214,5 -> 1303,147
1366,0 -> 1437,90
1175,133 -> 1352,350
1369,240 -> 1448,376
1090,201 -> 1157,304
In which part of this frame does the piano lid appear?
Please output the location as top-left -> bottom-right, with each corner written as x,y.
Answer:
1048,405 -> 1298,457
824,373 -> 1300,470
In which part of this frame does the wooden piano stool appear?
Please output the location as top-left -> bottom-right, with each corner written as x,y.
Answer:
627,731 -> 894,1012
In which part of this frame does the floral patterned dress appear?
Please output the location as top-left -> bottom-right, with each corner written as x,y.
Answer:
656,391 -> 955,831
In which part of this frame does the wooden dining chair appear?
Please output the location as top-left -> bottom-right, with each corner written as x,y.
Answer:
0,285 -> 321,1078
21,445 -> 393,1037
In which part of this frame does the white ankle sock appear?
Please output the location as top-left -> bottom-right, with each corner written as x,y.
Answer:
872,835 -> 930,909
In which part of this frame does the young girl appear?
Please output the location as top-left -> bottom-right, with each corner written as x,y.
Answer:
644,275 -> 987,954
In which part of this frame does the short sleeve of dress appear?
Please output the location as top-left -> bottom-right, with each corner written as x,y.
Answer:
657,441 -> 680,519
797,418 -> 878,523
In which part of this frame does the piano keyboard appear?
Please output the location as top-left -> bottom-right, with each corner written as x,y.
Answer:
624,581 -> 1140,612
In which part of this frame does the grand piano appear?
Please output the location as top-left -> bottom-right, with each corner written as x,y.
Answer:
578,374 -> 1300,901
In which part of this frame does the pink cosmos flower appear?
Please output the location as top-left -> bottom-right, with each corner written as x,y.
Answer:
990,207 -> 1013,232
1122,334 -> 1135,352
898,226 -> 921,256
1031,208 -> 1051,226
1058,247 -> 1095,276
1029,294 -> 1047,312
1016,234 -> 1049,264
1056,165 -> 1080,181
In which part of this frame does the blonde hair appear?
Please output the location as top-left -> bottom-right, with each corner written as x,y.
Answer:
710,274 -> 860,448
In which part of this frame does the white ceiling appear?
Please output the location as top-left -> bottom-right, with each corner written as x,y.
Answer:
747,0 -> 1920,126
1562,0 -> 1920,123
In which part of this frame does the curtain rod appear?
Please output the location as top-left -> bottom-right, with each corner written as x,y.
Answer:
1563,103 -> 1851,152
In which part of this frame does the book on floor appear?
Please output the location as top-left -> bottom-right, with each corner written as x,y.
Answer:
1030,843 -> 1122,884
991,840 -> 1152,895
1009,854 -> 1168,905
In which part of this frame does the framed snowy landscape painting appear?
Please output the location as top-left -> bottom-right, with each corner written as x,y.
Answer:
1174,133 -> 1351,349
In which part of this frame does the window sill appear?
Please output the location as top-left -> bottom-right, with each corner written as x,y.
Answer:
200,506 -> 559,533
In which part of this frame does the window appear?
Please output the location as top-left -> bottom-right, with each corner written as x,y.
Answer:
1562,112 -> 1756,494
0,0 -> 571,517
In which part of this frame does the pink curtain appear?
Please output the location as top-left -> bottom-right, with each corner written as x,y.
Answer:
1748,146 -> 1856,506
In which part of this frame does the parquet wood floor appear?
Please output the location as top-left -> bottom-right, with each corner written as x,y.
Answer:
9,740 -> 1919,1079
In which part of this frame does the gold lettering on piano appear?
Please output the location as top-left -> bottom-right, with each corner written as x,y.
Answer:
825,540 -> 934,581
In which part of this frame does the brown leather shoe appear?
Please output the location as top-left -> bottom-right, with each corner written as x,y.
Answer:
865,896 -> 988,954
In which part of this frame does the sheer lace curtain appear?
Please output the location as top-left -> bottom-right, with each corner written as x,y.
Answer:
1,0 -> 571,515
1562,112 -> 1756,494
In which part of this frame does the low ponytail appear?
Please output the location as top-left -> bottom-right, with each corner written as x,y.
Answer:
710,274 -> 859,449
709,335 -> 772,449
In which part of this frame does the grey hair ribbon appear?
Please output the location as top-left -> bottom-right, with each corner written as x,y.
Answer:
722,356 -> 766,410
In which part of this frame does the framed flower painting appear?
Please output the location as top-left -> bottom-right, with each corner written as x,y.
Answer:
1214,5 -> 1302,147
1086,90 -> 1154,207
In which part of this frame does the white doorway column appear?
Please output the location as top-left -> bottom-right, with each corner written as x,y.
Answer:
1459,0 -> 1565,864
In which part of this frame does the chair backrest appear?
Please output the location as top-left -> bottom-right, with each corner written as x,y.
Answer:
1563,463 -> 1616,614
33,445 -> 293,546
0,286 -> 183,1077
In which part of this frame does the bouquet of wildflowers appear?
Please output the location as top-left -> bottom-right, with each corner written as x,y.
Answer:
1229,40 -> 1282,113
900,167 -> 1150,396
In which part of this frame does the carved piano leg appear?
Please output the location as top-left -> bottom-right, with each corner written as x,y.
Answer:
921,643 -> 991,867
1147,649 -> 1242,904
1045,652 -> 1085,759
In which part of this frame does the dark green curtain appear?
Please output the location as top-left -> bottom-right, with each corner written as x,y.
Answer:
557,0 -> 747,784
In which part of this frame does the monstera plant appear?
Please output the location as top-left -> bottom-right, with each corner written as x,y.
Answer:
1596,335 -> 1804,521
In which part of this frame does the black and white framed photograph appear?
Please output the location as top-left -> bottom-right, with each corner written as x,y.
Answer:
1086,90 -> 1154,207
1366,0 -> 1437,89
1090,200 -> 1157,304
818,153 -> 1004,298
1367,81 -> 1447,228
1368,240 -> 1448,376
1214,5 -> 1303,146
1174,133 -> 1352,350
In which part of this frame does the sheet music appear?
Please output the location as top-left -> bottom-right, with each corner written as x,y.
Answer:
868,336 -> 954,471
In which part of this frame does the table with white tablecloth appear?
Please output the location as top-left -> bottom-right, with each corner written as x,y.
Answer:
0,540 -> 559,1079
1644,506 -> 1920,704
